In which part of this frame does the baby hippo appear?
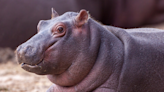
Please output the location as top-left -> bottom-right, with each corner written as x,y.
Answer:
16,9 -> 164,92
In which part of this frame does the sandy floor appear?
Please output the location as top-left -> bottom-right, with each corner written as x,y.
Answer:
0,62 -> 52,92
0,48 -> 52,92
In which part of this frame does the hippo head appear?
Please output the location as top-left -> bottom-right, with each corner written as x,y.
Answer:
15,9 -> 100,86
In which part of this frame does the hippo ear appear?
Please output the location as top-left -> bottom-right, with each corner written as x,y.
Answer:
51,8 -> 59,19
75,9 -> 89,27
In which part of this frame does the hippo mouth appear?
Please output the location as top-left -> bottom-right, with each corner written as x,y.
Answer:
16,50 -> 45,68
18,56 -> 46,74
18,55 -> 50,75
17,42 -> 57,75
19,40 -> 56,66
20,58 -> 43,67
18,50 -> 48,73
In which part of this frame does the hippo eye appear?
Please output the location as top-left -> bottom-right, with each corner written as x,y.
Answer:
57,26 -> 64,33
52,23 -> 66,37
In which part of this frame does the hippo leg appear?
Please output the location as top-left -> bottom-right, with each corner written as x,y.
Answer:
93,88 -> 116,92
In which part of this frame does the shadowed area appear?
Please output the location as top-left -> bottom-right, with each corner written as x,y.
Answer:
1,0 -> 164,49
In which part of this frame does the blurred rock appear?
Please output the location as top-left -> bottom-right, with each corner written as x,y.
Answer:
0,48 -> 16,64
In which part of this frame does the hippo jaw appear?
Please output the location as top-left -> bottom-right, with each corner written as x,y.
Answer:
16,44 -> 45,66
15,32 -> 58,75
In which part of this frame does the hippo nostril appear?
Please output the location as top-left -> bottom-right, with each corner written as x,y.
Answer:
16,45 -> 36,59
25,46 -> 33,53
22,46 -> 36,55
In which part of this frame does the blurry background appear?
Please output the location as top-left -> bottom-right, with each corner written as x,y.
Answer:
0,0 -> 164,92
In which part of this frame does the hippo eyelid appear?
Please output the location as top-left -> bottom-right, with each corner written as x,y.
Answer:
51,22 -> 66,37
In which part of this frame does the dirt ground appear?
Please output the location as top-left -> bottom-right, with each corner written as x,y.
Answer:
0,48 -> 52,92
0,23 -> 164,92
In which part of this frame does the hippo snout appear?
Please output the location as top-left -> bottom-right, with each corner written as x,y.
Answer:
16,44 -> 44,66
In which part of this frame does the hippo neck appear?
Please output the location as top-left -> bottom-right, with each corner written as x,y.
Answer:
48,19 -> 124,91
73,19 -> 124,91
